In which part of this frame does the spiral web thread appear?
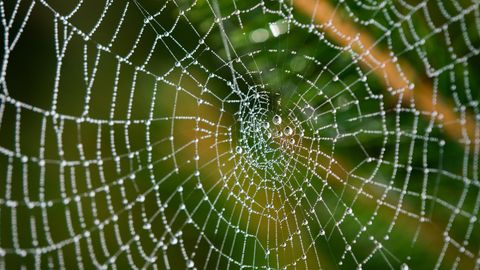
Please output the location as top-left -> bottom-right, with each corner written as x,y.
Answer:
0,0 -> 480,269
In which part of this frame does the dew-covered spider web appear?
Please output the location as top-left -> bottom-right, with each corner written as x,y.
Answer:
1,0 -> 480,269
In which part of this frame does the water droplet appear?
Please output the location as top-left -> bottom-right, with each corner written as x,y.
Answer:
235,146 -> 243,154
262,121 -> 270,129
186,260 -> 194,268
303,106 -> 315,117
289,138 -> 295,144
284,126 -> 293,136
272,115 -> 282,125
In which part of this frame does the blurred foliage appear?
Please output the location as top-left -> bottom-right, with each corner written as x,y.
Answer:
1,0 -> 479,269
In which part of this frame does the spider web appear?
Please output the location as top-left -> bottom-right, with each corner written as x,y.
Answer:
0,0 -> 479,269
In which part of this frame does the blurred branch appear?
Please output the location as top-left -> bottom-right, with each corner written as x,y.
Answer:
319,153 -> 475,268
291,0 -> 477,266
293,0 -> 478,147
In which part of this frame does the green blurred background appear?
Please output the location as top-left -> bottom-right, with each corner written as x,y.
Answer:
1,0 -> 479,269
